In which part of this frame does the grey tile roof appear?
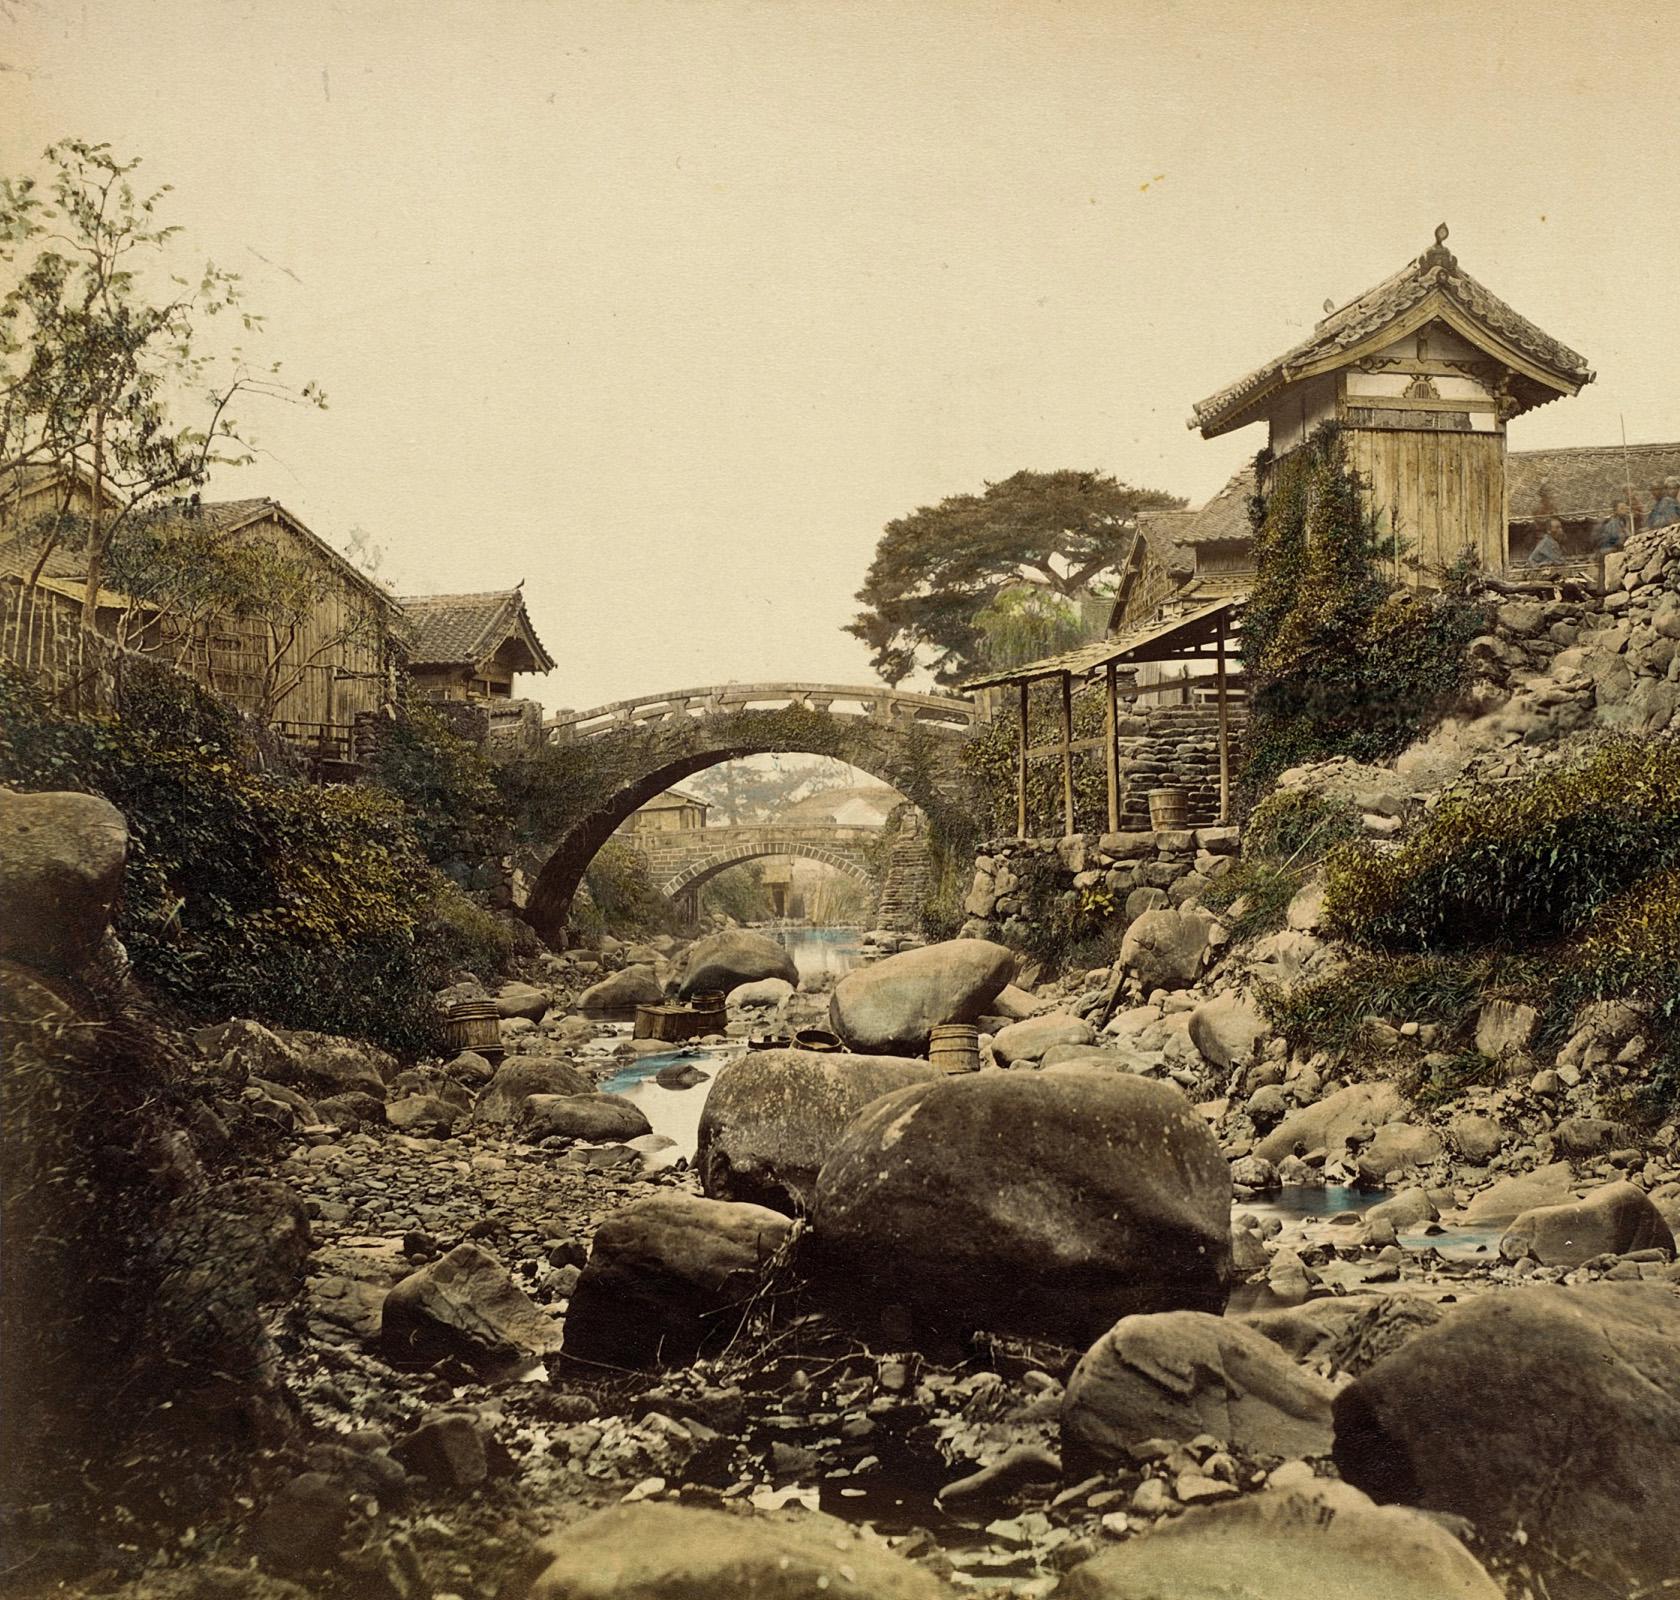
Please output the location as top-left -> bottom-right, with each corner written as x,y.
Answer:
397,588 -> 556,674
1507,442 -> 1680,523
1192,229 -> 1593,436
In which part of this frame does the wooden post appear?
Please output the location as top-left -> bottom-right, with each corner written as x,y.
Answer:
1059,670 -> 1075,838
1016,680 -> 1029,840
1104,659 -> 1120,833
1215,612 -> 1231,823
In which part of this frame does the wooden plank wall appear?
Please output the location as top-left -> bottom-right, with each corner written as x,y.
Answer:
1347,428 -> 1506,581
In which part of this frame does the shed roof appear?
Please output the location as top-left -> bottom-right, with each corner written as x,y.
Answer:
962,593 -> 1246,690
638,787 -> 708,812
1175,465 -> 1258,545
188,498 -> 400,611
1507,442 -> 1680,523
1191,227 -> 1592,438
397,588 -> 556,675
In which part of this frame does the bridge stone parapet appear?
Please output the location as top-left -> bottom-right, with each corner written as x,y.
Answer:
546,682 -> 985,742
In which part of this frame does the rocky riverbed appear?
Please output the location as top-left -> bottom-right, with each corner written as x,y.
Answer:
6,850 -> 1680,1599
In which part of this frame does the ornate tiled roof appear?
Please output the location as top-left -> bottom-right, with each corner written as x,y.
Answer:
397,588 -> 556,674
1507,442 -> 1680,524
1191,227 -> 1593,437
1133,508 -> 1197,577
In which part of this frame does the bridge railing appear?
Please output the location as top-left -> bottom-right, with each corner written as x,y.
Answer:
545,682 -> 985,741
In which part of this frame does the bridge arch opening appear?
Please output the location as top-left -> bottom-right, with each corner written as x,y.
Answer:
521,690 -> 974,946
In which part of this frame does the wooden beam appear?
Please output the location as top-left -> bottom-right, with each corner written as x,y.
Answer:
1215,612 -> 1231,823
1059,671 -> 1075,838
1104,660 -> 1120,833
1016,680 -> 1029,840
1343,393 -> 1500,414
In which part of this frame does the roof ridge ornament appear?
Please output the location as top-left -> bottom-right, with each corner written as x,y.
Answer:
1418,222 -> 1456,273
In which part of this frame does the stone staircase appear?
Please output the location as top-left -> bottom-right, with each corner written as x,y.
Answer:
873,828 -> 931,933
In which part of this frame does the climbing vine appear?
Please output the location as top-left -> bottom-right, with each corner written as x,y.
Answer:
1239,423 -> 1488,798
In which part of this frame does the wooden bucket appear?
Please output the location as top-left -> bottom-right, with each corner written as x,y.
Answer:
930,1022 -> 980,1075
1147,787 -> 1188,830
443,999 -> 501,1058
792,1027 -> 844,1053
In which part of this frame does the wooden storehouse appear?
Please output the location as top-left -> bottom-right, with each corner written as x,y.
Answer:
625,788 -> 710,835
1,467 -> 401,755
1190,225 -> 1594,577
397,588 -> 555,702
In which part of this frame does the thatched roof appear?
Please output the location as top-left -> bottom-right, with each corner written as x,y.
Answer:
397,588 -> 556,675
1191,227 -> 1593,438
1507,442 -> 1680,524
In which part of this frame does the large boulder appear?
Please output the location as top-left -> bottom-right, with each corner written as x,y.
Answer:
523,1502 -> 950,1599
1188,993 -> 1271,1071
1053,1482 -> 1502,1599
473,1058 -> 592,1125
828,938 -> 1013,1055
380,1243 -> 561,1371
1117,908 -> 1210,990
561,1192 -> 796,1368
1460,1159 -> 1573,1225
992,1012 -> 1094,1066
494,981 -> 551,1022
677,930 -> 797,999
521,1092 -> 651,1143
726,977 -> 795,1010
1062,1311 -> 1335,1466
275,1030 -> 396,1098
576,965 -> 664,1012
1333,1282 -> 1680,1594
810,1072 -> 1231,1346
1253,1081 -> 1405,1166
696,1049 -> 937,1211
1499,1179 -> 1675,1266
0,787 -> 128,975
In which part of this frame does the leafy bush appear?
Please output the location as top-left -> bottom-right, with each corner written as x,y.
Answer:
418,880 -> 515,982
960,680 -> 1111,838
1201,789 -> 1359,942
1239,424 -> 1488,797
1323,737 -> 1680,950
0,662 -> 448,1051
366,698 -> 511,868
579,840 -> 680,938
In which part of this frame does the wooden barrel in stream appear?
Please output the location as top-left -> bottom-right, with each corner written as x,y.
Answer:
442,999 -> 501,1059
1147,786 -> 1188,830
930,1022 -> 980,1074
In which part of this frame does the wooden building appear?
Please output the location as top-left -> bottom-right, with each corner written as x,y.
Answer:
1189,226 -> 1594,577
624,788 -> 711,835
398,588 -> 555,702
1,467 -> 401,755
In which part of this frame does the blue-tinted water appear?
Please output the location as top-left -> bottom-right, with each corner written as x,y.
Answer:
768,924 -> 864,985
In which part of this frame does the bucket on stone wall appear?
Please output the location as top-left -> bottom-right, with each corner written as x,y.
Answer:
930,1022 -> 981,1075
1147,787 -> 1188,830
442,999 -> 502,1060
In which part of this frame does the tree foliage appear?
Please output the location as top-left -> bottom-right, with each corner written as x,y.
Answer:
847,469 -> 1183,687
1,140 -> 324,625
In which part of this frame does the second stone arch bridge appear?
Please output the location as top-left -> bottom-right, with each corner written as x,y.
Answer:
631,822 -> 880,901
524,680 -> 985,944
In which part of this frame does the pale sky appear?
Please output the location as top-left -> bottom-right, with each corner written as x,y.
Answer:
6,0 -> 1677,711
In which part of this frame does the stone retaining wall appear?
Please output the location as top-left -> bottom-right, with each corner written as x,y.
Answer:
959,825 -> 1239,948
1113,704 -> 1242,828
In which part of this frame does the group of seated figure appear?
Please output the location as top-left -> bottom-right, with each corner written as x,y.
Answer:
1526,474 -> 1680,566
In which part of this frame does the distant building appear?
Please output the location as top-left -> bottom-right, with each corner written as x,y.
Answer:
777,783 -> 901,829
397,587 -> 555,701
1190,225 -> 1594,577
625,787 -> 710,834
1507,442 -> 1680,563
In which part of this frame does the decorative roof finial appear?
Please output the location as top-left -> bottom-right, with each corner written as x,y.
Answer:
1418,221 -> 1456,271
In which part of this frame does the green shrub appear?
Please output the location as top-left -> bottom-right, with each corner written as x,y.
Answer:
0,663 -> 446,1052
419,882 -> 516,981
1323,737 -> 1680,951
366,698 -> 511,868
584,839 -> 681,937
1201,790 -> 1358,943
960,680 -> 1111,838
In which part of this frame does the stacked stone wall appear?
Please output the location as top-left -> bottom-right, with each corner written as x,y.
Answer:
1114,702 -> 1243,828
959,824 -> 1239,948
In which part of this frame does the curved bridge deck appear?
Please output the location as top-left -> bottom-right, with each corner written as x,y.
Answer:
546,682 -> 983,740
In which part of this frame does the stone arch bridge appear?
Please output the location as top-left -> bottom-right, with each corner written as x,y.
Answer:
524,682 -> 984,944
632,823 -> 880,900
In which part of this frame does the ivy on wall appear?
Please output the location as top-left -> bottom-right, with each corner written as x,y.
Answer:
1239,423 -> 1488,798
